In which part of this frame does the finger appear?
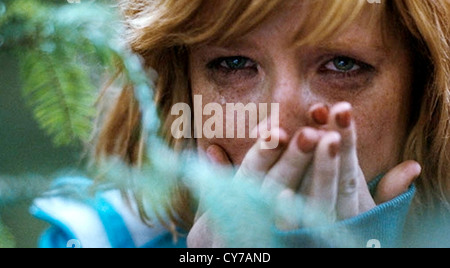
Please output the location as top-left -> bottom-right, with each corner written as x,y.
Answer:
374,160 -> 421,204
235,127 -> 289,182
329,102 -> 358,177
263,127 -> 320,191
275,189 -> 301,230
206,144 -> 232,167
305,131 -> 341,221
329,102 -> 373,218
308,103 -> 329,126
187,213 -> 215,248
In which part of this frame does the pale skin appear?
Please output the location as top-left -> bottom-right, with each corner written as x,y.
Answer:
186,3 -> 422,247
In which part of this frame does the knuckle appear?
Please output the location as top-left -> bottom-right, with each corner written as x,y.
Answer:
339,176 -> 358,196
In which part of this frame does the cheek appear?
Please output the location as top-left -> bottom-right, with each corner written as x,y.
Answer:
354,90 -> 411,179
191,78 -> 263,166
191,60 -> 276,165
351,53 -> 413,179
194,101 -> 258,165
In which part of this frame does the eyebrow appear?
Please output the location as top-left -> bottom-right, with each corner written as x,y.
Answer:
314,39 -> 389,65
317,39 -> 387,54
213,37 -> 264,53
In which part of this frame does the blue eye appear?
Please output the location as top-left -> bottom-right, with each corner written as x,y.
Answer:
208,56 -> 257,71
222,57 -> 249,69
325,57 -> 360,72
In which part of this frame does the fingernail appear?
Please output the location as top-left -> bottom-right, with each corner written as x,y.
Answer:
312,105 -> 329,125
297,131 -> 317,153
329,142 -> 340,158
336,110 -> 352,129
265,128 -> 288,149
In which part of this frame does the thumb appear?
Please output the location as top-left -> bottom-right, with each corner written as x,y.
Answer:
374,160 -> 421,204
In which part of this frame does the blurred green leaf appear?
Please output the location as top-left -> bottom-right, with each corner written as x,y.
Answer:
0,220 -> 15,248
20,49 -> 97,146
0,0 -> 124,146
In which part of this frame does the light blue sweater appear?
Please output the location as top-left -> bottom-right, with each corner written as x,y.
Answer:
30,176 -> 416,248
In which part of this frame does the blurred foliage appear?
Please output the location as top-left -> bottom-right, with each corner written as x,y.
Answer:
0,0 -> 122,146
0,220 -> 15,248
0,174 -> 51,206
0,0 -> 142,247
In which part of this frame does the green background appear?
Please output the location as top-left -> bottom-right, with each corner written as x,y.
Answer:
0,52 -> 82,247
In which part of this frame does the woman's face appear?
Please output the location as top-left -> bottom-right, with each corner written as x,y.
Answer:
189,2 -> 413,181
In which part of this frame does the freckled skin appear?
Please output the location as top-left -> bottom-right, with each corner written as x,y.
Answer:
189,3 -> 413,181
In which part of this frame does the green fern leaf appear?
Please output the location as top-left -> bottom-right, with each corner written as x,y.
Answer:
20,48 -> 97,146
2,0 -> 138,146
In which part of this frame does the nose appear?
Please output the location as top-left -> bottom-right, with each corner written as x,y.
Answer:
268,64 -> 311,137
